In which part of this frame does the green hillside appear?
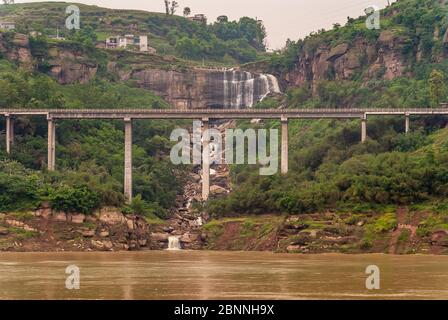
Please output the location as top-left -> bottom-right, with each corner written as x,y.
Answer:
0,1 -> 267,64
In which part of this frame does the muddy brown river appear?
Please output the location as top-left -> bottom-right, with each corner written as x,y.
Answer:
0,251 -> 447,300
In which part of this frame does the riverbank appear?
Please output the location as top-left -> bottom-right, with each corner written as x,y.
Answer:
1,205 -> 447,254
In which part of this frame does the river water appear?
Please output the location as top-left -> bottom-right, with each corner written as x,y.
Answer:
0,251 -> 447,300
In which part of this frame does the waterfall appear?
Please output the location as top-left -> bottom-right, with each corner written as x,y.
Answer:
167,236 -> 181,250
222,70 -> 280,109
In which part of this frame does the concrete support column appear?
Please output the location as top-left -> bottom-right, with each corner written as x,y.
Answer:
281,116 -> 289,175
361,115 -> 367,143
47,118 -> 56,171
5,114 -> 11,154
124,118 -> 133,202
202,117 -> 210,202
405,114 -> 410,134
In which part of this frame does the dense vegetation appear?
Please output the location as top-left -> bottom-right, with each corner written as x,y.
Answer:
0,60 -> 186,217
207,0 -> 448,220
207,116 -> 448,217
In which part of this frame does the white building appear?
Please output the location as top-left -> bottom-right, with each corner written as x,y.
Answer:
106,34 -> 152,53
0,21 -> 15,30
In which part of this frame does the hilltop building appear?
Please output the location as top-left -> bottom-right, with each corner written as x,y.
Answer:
189,14 -> 207,24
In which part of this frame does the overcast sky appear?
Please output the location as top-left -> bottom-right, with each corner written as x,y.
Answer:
16,0 -> 396,49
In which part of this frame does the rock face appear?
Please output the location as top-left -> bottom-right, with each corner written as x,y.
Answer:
0,33 -> 33,69
282,30 -> 415,91
117,67 -> 281,109
47,47 -> 98,84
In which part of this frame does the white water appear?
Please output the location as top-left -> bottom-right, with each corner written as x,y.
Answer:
223,70 -> 280,109
167,236 -> 181,250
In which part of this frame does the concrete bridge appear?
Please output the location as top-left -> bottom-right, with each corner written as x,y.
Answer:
2,108 -> 448,201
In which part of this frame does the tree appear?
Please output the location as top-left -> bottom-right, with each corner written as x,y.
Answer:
429,69 -> 446,107
217,15 -> 228,23
2,0 -> 15,4
164,0 -> 169,15
170,1 -> 178,15
183,7 -> 191,17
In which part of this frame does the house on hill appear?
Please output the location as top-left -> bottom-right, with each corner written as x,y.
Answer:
189,14 -> 207,24
105,34 -> 155,53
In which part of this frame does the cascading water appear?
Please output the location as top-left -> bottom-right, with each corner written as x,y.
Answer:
222,70 -> 280,109
167,236 -> 181,250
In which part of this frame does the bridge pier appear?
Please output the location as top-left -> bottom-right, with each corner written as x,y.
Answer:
405,114 -> 410,134
5,114 -> 14,154
361,115 -> 367,143
124,118 -> 133,202
202,118 -> 210,201
47,118 -> 56,171
281,116 -> 288,174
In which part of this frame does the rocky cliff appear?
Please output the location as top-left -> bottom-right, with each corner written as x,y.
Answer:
282,29 -> 419,91
111,66 -> 280,109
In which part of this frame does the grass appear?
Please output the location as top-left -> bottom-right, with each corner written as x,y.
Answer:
7,227 -> 38,240
373,212 -> 397,233
144,213 -> 166,225
8,211 -> 34,221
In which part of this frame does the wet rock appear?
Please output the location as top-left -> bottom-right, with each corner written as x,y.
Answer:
180,233 -> 201,243
138,239 -> 147,246
91,240 -> 113,250
286,245 -> 302,253
150,232 -> 169,242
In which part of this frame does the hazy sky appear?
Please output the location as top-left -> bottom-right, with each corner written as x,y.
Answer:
16,0 -> 395,49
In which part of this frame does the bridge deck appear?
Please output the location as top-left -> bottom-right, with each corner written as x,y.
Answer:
1,108 -> 448,119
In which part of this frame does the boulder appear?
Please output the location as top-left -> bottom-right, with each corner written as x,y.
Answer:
82,230 -> 95,237
53,212 -> 67,222
180,233 -> 201,243
126,219 -> 135,230
210,185 -> 227,195
99,231 -> 110,237
70,214 -> 85,224
99,208 -> 125,225
0,226 -> 9,235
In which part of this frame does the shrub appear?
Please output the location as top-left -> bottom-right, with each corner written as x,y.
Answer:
49,185 -> 101,214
